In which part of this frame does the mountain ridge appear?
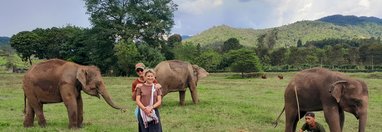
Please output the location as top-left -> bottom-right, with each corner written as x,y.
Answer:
0,36 -> 10,46
317,14 -> 382,25
185,15 -> 382,47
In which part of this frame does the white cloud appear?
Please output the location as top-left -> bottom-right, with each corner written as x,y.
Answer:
271,0 -> 382,28
172,0 -> 382,35
175,0 -> 223,15
297,2 -> 312,14
359,0 -> 370,8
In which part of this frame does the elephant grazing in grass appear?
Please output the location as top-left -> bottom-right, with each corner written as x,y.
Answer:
274,67 -> 368,132
154,60 -> 209,105
22,59 -> 126,128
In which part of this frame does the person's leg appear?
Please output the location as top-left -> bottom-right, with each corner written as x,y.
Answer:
156,109 -> 162,132
135,106 -> 139,121
137,109 -> 147,132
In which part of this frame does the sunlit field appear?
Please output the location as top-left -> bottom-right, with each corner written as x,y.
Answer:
0,72 -> 381,131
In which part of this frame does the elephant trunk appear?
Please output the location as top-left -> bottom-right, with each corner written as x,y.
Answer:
98,85 -> 126,110
358,112 -> 367,132
358,105 -> 368,132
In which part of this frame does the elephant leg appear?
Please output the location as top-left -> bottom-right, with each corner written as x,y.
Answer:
23,100 -> 35,127
285,105 -> 305,132
63,99 -> 78,128
284,106 -> 298,132
292,111 -> 307,131
26,96 -> 46,127
36,104 -> 46,127
189,83 -> 199,104
323,106 -> 341,132
61,85 -> 79,128
77,94 -> 83,128
179,91 -> 186,106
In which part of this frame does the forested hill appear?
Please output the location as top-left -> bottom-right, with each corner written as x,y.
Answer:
184,25 -> 269,47
185,15 -> 382,48
318,14 -> 382,25
0,37 -> 10,46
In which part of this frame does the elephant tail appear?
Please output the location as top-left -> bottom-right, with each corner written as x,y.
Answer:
272,106 -> 285,128
23,94 -> 26,114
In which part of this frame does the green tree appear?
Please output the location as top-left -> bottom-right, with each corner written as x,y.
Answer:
64,28 -> 92,64
194,50 -> 222,71
360,43 -> 382,65
270,47 -> 287,66
257,34 -> 266,49
161,43 -> 175,60
256,48 -> 271,66
86,27 -> 117,73
32,26 -> 84,59
173,42 -> 198,62
161,34 -> 182,60
84,0 -> 177,47
286,47 -> 318,68
267,29 -> 278,49
167,34 -> 182,48
10,31 -> 40,65
114,39 -> 140,75
222,38 -> 242,52
137,43 -> 165,68
224,49 -> 262,77
325,45 -> 347,66
344,47 -> 359,65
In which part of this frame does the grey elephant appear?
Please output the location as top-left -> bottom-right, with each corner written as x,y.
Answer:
154,60 -> 209,105
23,59 -> 126,128
274,67 -> 368,132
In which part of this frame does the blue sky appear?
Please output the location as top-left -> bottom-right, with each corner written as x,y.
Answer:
1,0 -> 382,37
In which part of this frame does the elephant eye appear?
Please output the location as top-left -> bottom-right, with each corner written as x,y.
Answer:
353,99 -> 362,107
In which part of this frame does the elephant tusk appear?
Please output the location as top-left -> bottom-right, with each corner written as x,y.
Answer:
96,89 -> 101,99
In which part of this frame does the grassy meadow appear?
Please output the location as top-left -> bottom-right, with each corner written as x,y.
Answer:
0,72 -> 382,131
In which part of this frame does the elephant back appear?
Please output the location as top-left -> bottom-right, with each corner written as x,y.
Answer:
27,59 -> 67,73
155,60 -> 192,75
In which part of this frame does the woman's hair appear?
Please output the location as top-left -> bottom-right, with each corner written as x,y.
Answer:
144,69 -> 156,76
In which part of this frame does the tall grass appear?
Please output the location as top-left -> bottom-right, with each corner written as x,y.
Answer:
0,72 -> 381,131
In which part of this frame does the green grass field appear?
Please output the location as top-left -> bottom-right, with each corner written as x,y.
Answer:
0,72 -> 381,131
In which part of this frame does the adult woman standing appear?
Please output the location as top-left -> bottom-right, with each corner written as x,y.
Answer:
136,69 -> 162,132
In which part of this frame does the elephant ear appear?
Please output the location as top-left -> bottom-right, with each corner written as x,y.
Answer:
330,80 -> 347,103
76,67 -> 87,89
192,65 -> 209,79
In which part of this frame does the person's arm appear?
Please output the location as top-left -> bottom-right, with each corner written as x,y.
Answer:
132,81 -> 143,101
145,95 -> 161,115
131,80 -> 137,100
135,95 -> 151,115
152,96 -> 162,109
